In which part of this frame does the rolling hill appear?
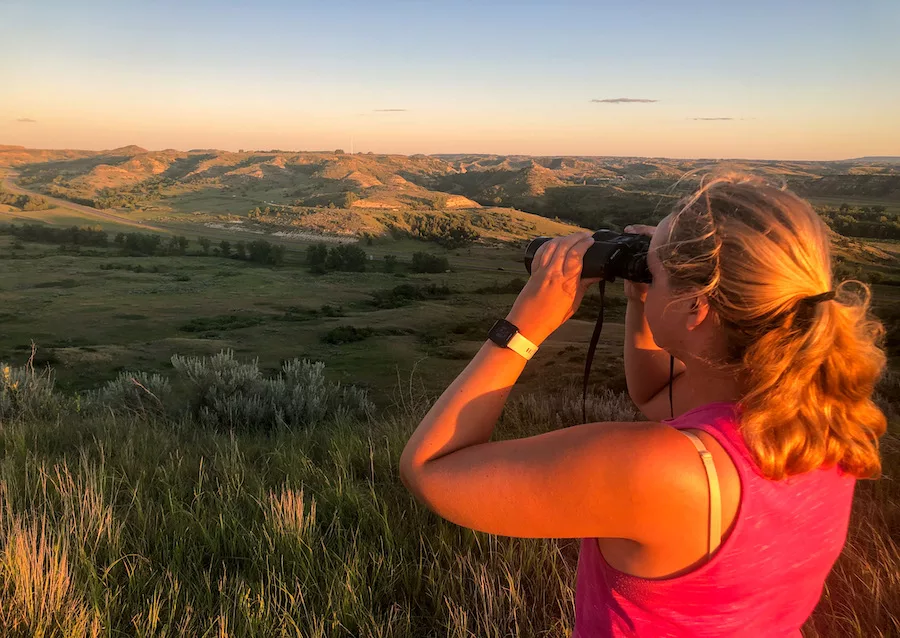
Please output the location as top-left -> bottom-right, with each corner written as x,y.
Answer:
1,146 -> 898,245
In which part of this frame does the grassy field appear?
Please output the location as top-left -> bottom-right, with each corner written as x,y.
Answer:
0,228 -> 627,407
0,363 -> 896,637
1,197 -> 898,636
0,205 -> 151,236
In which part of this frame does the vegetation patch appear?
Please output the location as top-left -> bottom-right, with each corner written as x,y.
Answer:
410,252 -> 450,274
474,277 -> 526,294
100,262 -> 167,273
368,283 -> 454,309
179,314 -> 266,333
32,278 -> 81,289
307,242 -> 368,273
320,325 -> 376,345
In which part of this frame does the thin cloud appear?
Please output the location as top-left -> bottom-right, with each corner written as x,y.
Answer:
691,117 -> 734,121
16,117 -> 37,123
590,98 -> 658,104
373,108 -> 407,112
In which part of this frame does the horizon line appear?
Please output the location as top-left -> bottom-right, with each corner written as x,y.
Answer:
1,142 -> 896,164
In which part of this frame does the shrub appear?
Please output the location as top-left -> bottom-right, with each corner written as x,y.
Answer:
170,350 -> 372,431
90,371 -> 172,418
411,252 -> 450,274
0,360 -> 60,422
369,283 -> 453,309
319,304 -> 344,317
321,326 -> 375,345
402,213 -> 479,248
474,277 -> 526,294
179,314 -> 265,333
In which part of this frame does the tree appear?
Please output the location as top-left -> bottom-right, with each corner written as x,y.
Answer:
219,240 -> 231,257
198,237 -> 212,255
325,245 -> 367,272
307,243 -> 328,273
235,241 -> 246,259
246,239 -> 284,266
177,236 -> 189,253
432,193 -> 449,210
22,195 -> 49,211
383,254 -> 398,273
411,252 -> 450,273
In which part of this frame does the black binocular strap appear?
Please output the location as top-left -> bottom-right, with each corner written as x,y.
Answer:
581,281 -> 675,423
582,280 -> 606,424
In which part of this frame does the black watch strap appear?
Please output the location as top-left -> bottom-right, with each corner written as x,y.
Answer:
488,319 -> 538,360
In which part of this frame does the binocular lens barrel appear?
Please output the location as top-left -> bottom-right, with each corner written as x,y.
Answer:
523,232 -> 652,283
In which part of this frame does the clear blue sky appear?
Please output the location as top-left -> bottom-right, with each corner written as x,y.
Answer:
1,0 -> 898,159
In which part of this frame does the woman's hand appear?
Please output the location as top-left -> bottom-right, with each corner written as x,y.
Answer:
623,224 -> 656,304
505,232 -> 603,346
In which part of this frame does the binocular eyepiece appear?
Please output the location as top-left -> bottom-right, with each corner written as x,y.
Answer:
524,230 -> 652,283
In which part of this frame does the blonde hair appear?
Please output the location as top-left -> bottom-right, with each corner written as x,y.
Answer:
659,173 -> 887,480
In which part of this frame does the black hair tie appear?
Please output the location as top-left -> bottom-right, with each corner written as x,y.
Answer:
803,290 -> 836,305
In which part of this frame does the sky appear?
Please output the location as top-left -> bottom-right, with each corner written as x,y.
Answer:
1,0 -> 898,160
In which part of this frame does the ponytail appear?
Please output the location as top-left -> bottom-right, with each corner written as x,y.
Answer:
739,283 -> 886,479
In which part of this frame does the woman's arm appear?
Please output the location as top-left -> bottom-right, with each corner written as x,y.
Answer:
621,224 -> 686,416
400,232 -> 597,475
399,337 -> 526,473
398,231 -> 705,541
624,297 -> 685,408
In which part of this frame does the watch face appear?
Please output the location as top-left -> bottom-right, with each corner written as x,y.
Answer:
490,320 -> 517,345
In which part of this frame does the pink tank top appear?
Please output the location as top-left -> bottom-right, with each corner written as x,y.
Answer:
573,401 -> 856,638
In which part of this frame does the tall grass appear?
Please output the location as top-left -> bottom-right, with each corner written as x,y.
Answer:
0,363 -> 896,636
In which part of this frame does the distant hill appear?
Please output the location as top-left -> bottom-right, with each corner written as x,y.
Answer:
0,146 -> 99,167
103,145 -> 149,155
1,145 -> 897,243
851,157 -> 900,163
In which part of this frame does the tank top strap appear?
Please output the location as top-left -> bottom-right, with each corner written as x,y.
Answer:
679,430 -> 723,557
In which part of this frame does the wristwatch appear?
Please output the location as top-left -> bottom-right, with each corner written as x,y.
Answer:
488,319 -> 539,360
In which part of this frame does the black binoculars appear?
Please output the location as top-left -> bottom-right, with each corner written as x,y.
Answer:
524,230 -> 652,283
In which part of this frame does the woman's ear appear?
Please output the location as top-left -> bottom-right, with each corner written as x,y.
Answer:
686,295 -> 711,331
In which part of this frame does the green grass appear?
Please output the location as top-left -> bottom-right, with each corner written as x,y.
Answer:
0,205 -> 150,235
0,376 -> 896,637
0,233 -> 599,404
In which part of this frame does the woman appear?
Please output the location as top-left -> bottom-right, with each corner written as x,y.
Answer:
399,173 -> 887,637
